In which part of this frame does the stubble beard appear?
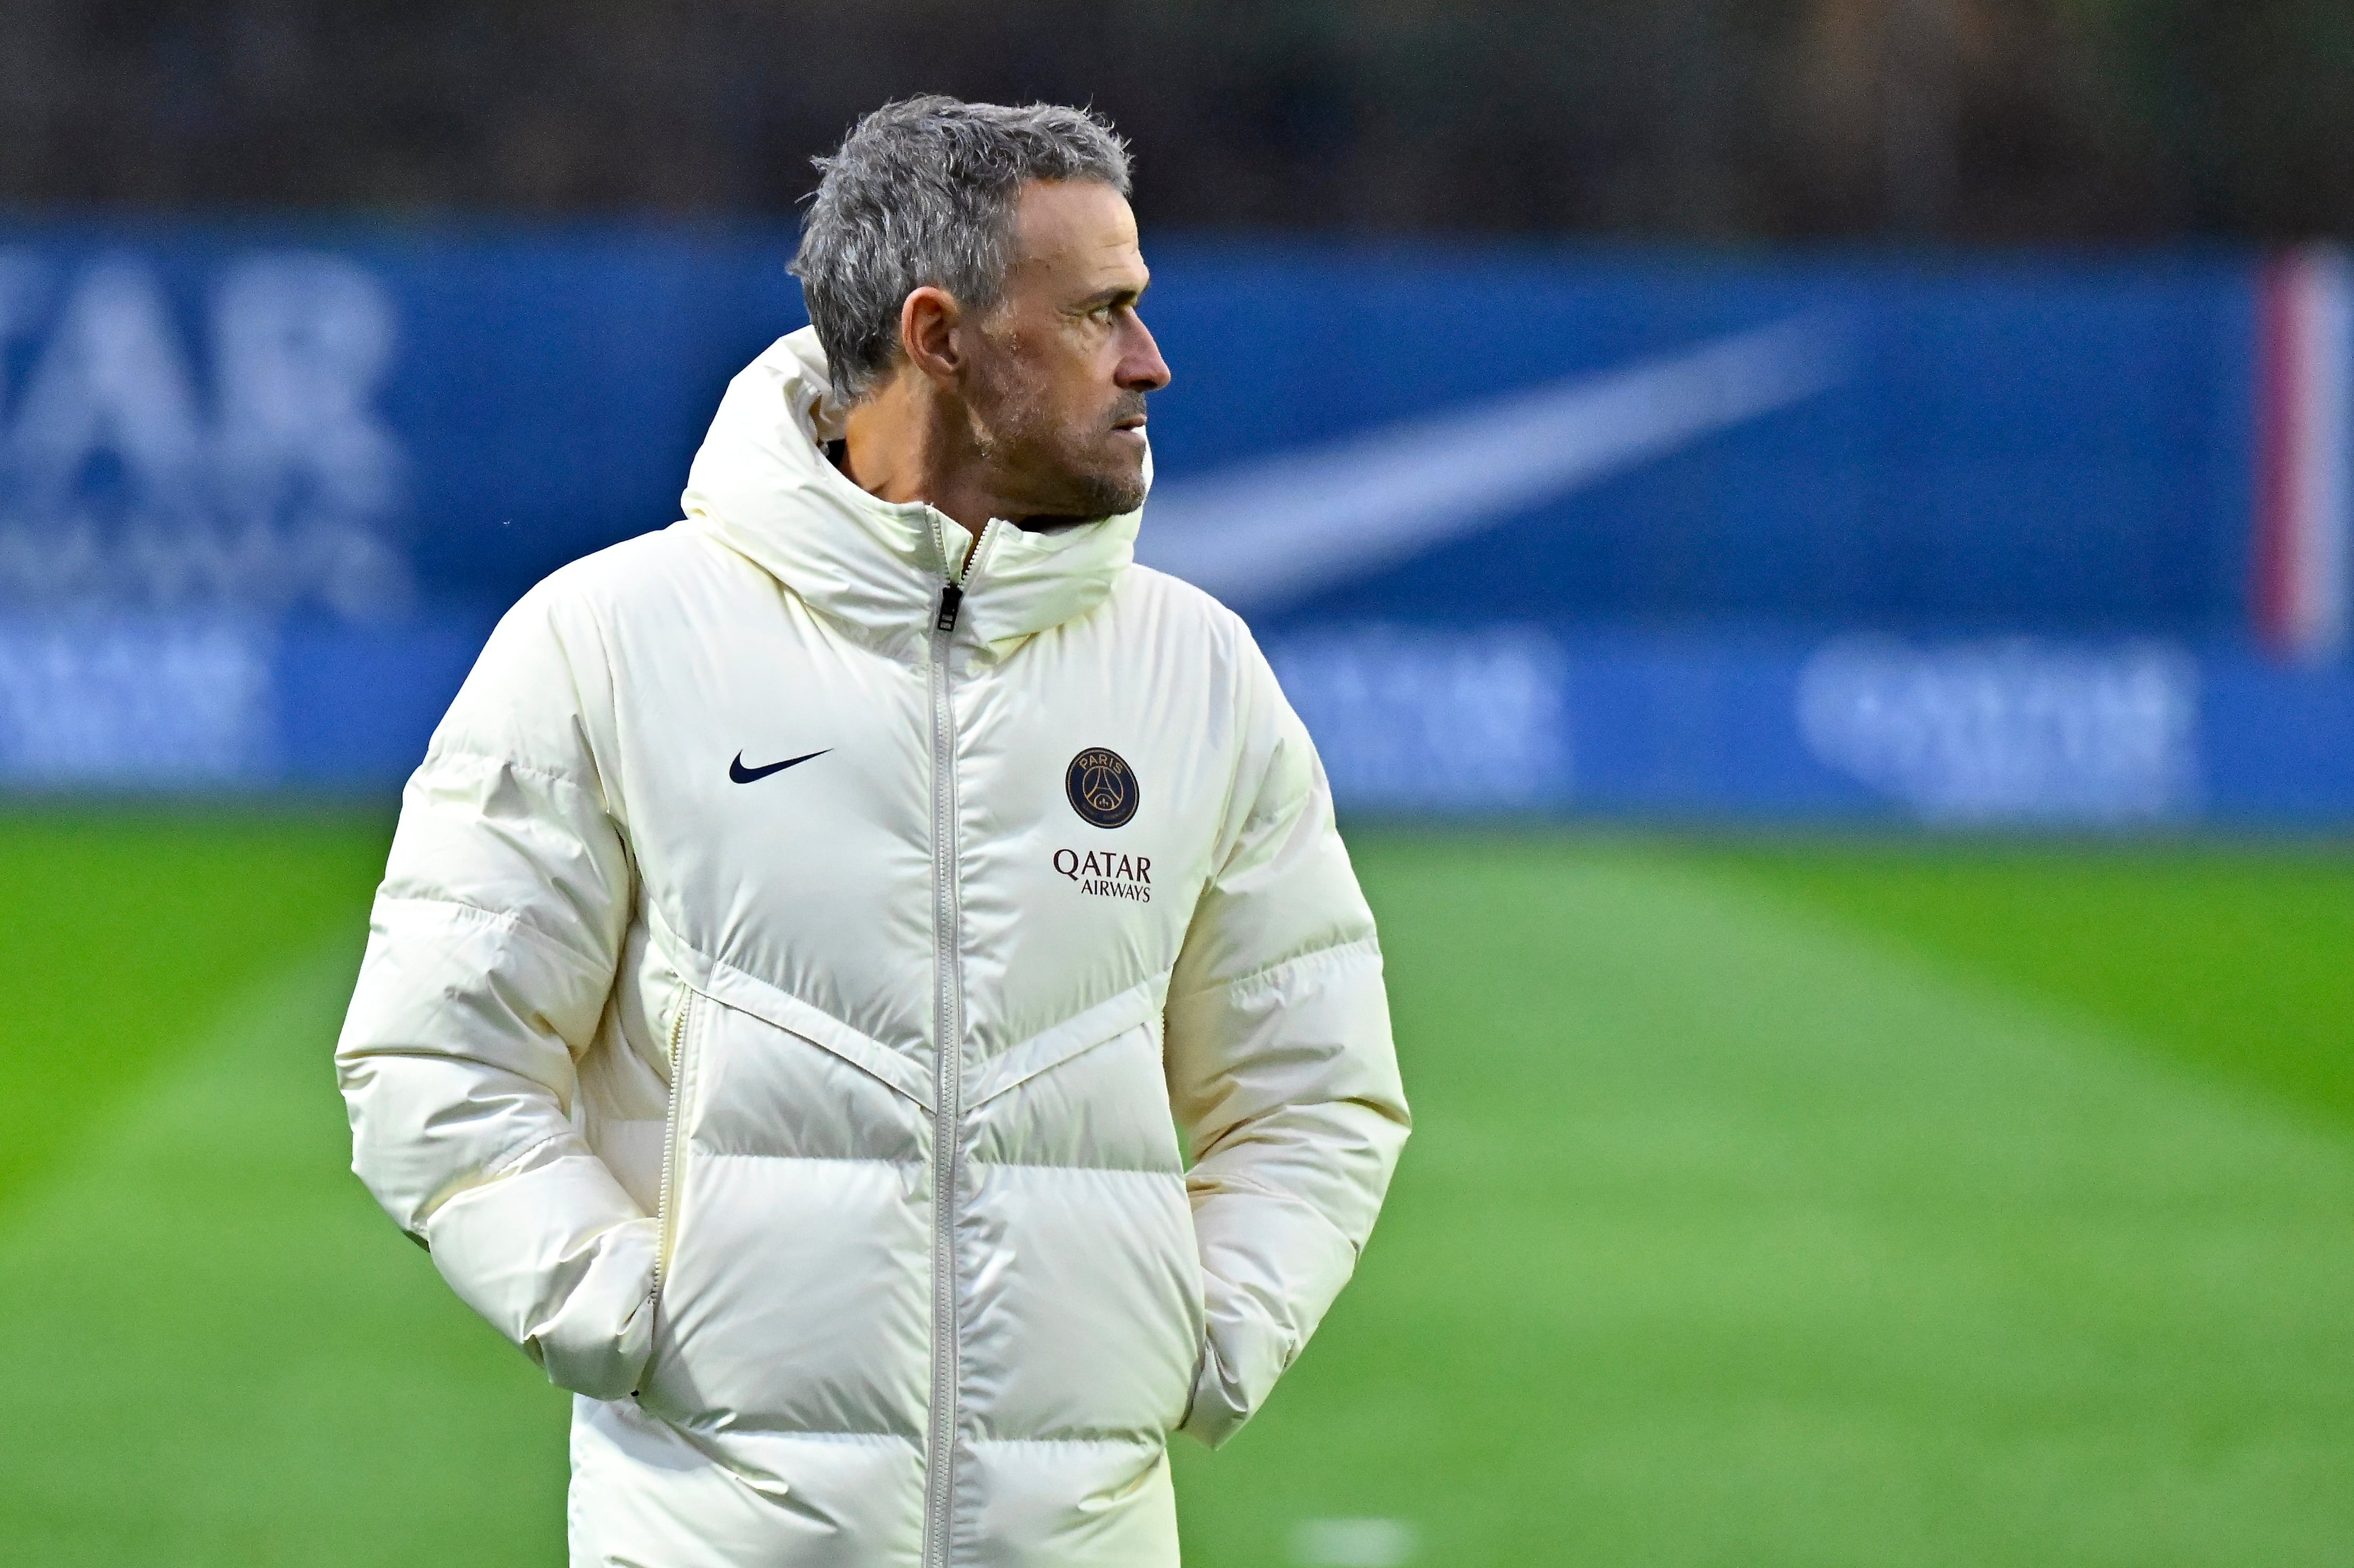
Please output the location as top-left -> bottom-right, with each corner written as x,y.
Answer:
968,374 -> 1150,522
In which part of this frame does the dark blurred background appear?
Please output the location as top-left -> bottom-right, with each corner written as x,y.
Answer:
6,0 -> 2351,240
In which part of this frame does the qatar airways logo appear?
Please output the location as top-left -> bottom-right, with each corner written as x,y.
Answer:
1051,847 -> 1152,903
0,250 -> 409,618
1798,636 -> 2200,822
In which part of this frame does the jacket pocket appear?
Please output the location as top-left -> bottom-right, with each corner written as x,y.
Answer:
632,987 -> 935,1431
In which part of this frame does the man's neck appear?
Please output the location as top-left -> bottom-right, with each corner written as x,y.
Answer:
836,375 -> 1000,542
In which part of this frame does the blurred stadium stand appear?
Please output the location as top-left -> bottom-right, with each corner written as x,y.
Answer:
6,1 -> 2353,240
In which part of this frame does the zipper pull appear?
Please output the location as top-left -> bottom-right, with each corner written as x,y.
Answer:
935,582 -> 964,634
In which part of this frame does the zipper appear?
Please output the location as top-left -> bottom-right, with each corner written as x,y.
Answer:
649,987 -> 698,1307
920,517 -> 995,1568
631,985 -> 697,1400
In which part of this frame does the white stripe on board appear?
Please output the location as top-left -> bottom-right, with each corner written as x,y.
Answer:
2292,253 -> 2351,656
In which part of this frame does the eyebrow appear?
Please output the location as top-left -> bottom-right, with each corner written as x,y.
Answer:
1076,276 -> 1149,310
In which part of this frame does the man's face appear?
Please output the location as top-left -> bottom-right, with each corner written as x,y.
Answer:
961,179 -> 1170,521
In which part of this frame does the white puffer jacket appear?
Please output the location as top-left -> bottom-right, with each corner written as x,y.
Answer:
337,329 -> 1409,1568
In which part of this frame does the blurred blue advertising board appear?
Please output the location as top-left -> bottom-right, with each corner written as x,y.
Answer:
0,221 -> 2346,825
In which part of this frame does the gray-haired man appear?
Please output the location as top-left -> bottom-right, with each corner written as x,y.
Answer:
339,96 -> 1407,1566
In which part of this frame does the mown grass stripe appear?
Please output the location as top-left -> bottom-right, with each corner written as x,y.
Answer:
0,944 -> 570,1568
1695,839 -> 2354,1127
0,807 -> 393,1210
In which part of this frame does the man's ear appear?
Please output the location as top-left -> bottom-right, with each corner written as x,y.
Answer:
899,286 -> 964,386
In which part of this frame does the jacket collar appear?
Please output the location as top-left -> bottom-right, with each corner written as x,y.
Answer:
680,328 -> 1142,654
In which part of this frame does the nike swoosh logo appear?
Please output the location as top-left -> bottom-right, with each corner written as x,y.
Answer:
1135,315 -> 1847,614
729,749 -> 829,784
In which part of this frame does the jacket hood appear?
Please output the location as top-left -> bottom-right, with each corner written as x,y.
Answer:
680,327 -> 1144,651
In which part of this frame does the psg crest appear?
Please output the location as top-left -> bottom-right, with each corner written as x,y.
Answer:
1065,748 -> 1139,828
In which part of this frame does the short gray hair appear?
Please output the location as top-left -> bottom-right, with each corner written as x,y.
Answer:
790,96 -> 1133,402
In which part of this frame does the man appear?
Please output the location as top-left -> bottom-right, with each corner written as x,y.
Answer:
338,96 -> 1408,1567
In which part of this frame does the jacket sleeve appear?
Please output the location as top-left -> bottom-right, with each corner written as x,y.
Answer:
336,583 -> 656,1399
1165,634 -> 1411,1448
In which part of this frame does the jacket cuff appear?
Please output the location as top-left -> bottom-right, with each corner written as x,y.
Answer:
1175,1298 -> 1292,1449
423,1154 -> 657,1400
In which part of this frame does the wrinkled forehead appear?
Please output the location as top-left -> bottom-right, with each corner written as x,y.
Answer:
1004,179 -> 1147,296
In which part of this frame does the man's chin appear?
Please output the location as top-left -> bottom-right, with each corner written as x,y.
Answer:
1061,458 -> 1149,520
1096,474 -> 1150,517
993,435 -> 1149,523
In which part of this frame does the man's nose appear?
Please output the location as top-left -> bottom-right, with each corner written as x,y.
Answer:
1117,315 -> 1171,393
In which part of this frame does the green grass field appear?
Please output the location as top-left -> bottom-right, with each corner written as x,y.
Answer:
1,811 -> 2348,1565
